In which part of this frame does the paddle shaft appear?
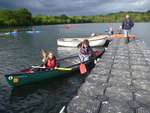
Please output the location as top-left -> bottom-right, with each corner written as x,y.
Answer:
57,55 -> 78,61
78,55 -> 88,74
31,66 -> 45,69
31,54 -> 78,68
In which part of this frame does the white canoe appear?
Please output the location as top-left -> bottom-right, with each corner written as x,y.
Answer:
57,35 -> 109,47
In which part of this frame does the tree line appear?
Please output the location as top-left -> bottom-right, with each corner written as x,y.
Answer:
0,8 -> 150,27
0,8 -> 32,27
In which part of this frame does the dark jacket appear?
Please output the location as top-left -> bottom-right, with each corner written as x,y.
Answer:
122,18 -> 134,30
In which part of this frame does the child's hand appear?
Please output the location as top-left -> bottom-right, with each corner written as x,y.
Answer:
42,65 -> 46,68
54,66 -> 58,69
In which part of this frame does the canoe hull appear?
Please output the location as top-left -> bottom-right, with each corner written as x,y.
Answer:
5,69 -> 73,87
5,60 -> 95,87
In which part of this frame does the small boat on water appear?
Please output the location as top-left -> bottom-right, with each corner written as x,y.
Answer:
64,24 -> 72,29
3,31 -> 18,35
111,34 -> 135,39
26,31 -> 40,34
5,51 -> 104,87
57,35 -> 109,47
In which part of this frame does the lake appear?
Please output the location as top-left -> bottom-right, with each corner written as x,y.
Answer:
0,23 -> 150,113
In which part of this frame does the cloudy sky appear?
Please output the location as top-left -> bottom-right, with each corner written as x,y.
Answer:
0,0 -> 149,16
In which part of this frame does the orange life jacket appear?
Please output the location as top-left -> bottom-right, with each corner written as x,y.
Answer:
47,58 -> 57,68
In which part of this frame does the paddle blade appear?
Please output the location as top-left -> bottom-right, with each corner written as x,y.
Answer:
79,63 -> 87,75
95,50 -> 102,57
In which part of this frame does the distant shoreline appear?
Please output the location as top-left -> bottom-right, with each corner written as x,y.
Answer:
0,8 -> 150,27
0,22 -> 150,32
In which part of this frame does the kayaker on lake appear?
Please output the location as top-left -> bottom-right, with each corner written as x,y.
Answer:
78,39 -> 93,62
122,14 -> 134,43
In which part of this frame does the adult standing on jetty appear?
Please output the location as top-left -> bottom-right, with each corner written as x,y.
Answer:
122,14 -> 134,43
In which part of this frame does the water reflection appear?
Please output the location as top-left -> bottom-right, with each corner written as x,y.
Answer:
9,75 -> 85,113
0,23 -> 149,113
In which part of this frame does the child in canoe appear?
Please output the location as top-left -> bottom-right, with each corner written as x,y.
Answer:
78,39 -> 93,62
41,49 -> 48,65
41,50 -> 57,69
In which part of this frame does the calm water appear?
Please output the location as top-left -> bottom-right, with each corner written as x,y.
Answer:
0,23 -> 150,113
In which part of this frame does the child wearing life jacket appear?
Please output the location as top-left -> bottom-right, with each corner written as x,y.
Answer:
46,52 -> 57,69
78,39 -> 93,62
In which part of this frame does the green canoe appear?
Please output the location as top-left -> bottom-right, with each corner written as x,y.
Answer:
5,50 -> 104,87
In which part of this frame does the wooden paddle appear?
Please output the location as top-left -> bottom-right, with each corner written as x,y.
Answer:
31,66 -> 72,71
56,54 -> 78,61
31,66 -> 45,69
79,63 -> 87,75
79,50 -> 103,75
79,57 -> 87,75
31,54 -> 78,68
59,106 -> 65,113
55,67 -> 72,71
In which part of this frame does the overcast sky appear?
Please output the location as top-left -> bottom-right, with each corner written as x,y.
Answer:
0,0 -> 149,16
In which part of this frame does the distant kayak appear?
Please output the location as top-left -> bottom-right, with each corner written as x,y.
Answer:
3,32 -> 17,35
26,31 -> 40,34
4,32 -> 10,35
64,24 -> 72,29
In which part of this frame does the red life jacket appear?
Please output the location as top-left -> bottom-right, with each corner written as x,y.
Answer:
47,58 -> 57,68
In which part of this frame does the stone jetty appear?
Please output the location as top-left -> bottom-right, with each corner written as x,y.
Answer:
67,38 -> 150,113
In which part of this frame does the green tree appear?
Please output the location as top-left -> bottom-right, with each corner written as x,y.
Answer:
15,8 -> 32,26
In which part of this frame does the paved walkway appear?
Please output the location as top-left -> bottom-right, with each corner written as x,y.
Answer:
67,39 -> 150,113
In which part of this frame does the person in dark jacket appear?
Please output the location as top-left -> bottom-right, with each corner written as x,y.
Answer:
122,15 -> 134,43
